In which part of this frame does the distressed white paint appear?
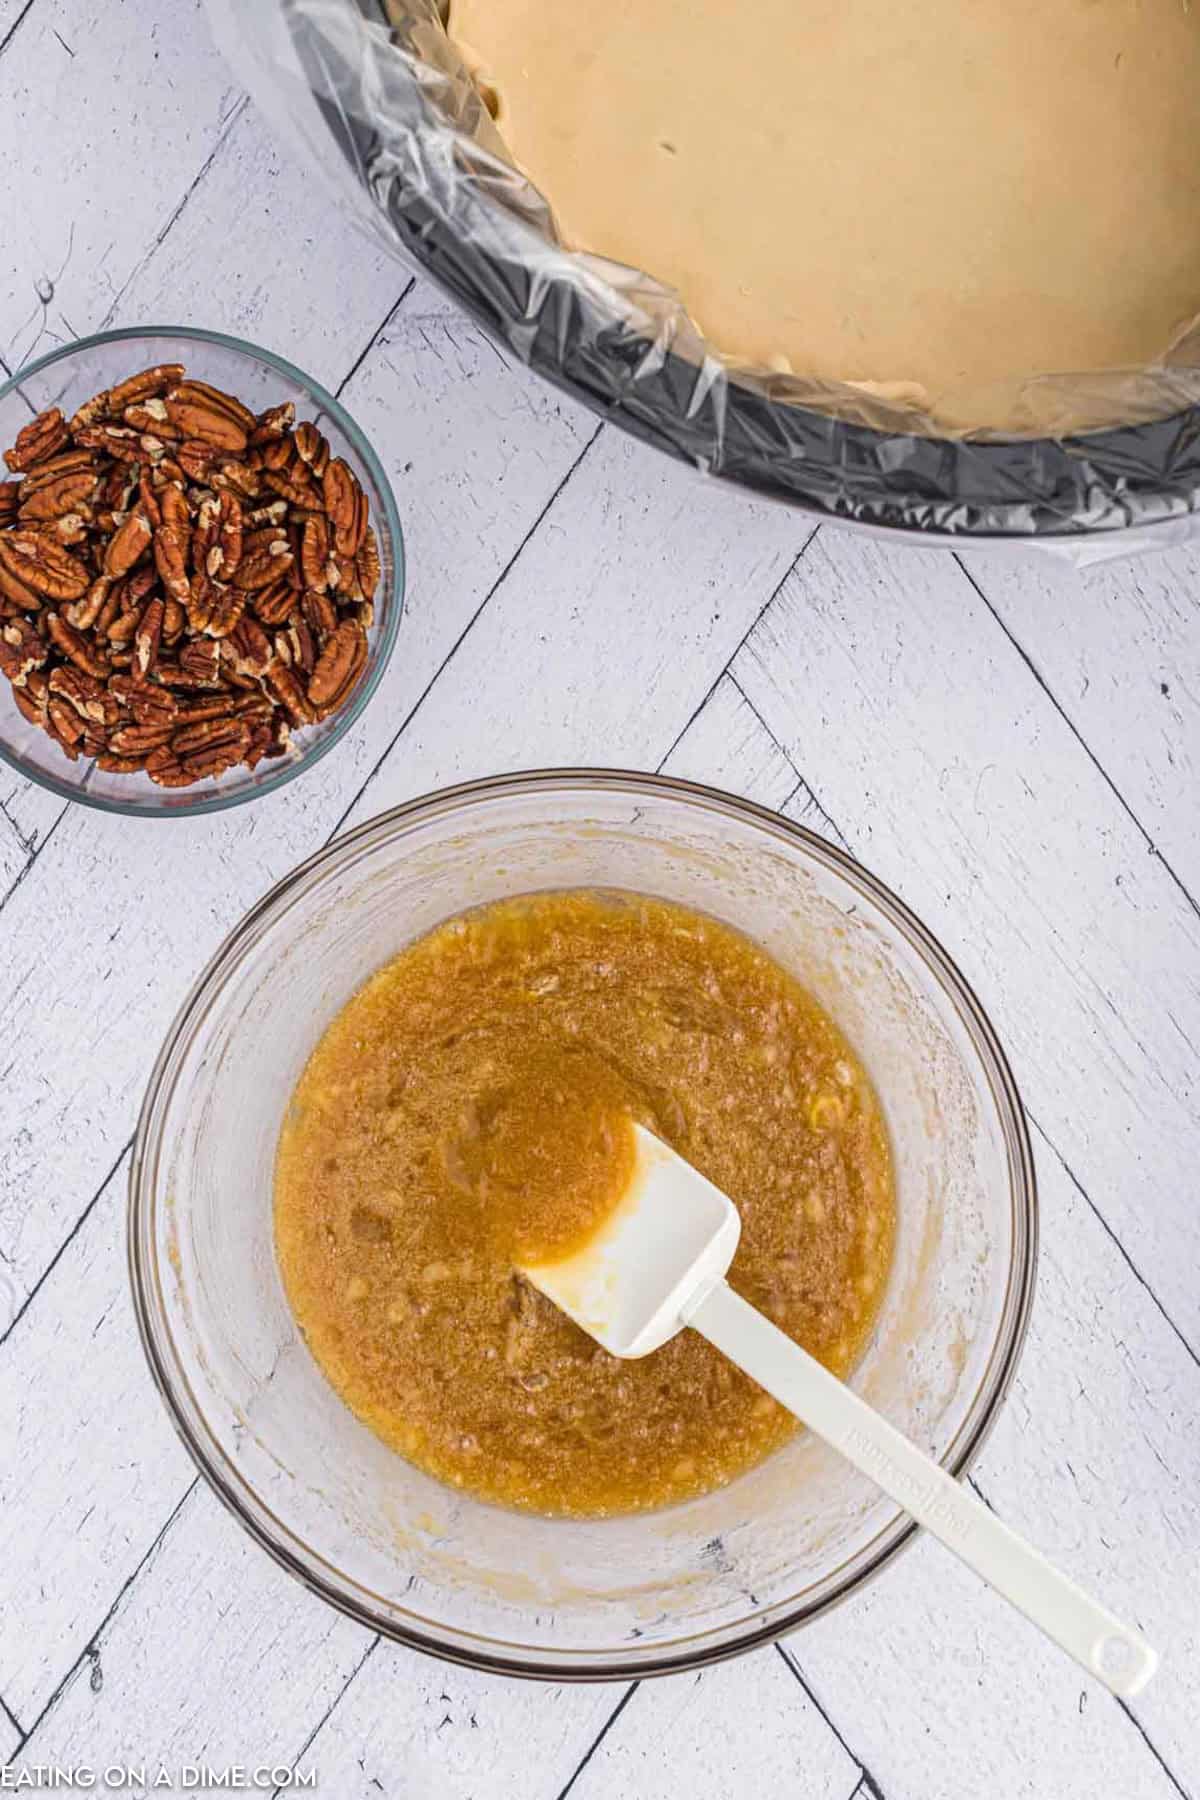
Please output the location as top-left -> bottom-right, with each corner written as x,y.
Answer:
566,1653 -> 861,1800
735,532 -> 1200,1358
285,1642 -> 626,1800
960,543 -> 1200,899
0,2 -> 1197,1795
0,1154 -> 195,1724
0,0 -> 242,365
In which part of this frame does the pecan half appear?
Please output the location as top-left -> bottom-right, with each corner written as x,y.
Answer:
164,398 -> 248,453
75,423 -> 144,465
134,597 -> 164,678
356,525 -> 381,600
175,439 -> 219,481
0,533 -> 90,600
323,458 -> 367,556
13,667 -> 50,726
0,618 -> 47,685
227,614 -> 273,678
300,513 -> 332,593
153,524 -> 190,606
108,364 -> 185,412
109,720 -> 177,754
231,531 -> 293,591
203,491 -> 243,582
249,401 -> 296,444
301,586 -> 338,641
263,657 -> 316,726
65,577 -> 113,633
308,618 -> 366,711
104,509 -> 153,580
17,467 -> 97,522
251,576 -> 296,628
169,380 -> 256,434
293,421 -> 330,478
145,745 -> 192,787
48,664 -> 120,728
162,597 -> 187,645
4,408 -> 70,473
125,398 -> 180,439
0,558 -> 42,611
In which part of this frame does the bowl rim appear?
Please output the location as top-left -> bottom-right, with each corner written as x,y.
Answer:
0,323 -> 405,819
128,768 -> 1038,1680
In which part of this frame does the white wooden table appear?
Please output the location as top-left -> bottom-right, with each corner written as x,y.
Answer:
0,5 -> 1196,1796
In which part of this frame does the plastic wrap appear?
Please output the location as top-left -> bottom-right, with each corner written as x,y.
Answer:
209,0 -> 1200,551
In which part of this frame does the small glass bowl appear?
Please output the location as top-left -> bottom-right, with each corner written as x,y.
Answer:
130,772 -> 1037,1679
0,326 -> 404,817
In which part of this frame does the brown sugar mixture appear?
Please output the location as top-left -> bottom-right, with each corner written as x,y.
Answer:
275,890 -> 895,1516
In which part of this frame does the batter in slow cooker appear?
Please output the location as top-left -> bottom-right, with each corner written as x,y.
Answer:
450,0 -> 1200,429
275,890 -> 894,1516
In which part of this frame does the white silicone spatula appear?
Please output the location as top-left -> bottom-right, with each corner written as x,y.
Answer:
521,1123 -> 1158,1697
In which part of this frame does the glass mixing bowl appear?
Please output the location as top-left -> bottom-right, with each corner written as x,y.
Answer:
129,771 -> 1037,1677
0,326 -> 403,817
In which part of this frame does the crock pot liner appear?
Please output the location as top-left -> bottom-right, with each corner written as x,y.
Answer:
227,0 -> 1200,540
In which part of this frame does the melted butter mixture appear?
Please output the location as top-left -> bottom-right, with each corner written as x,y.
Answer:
275,890 -> 895,1516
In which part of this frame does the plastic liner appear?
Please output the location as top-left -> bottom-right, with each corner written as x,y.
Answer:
212,0 -> 1200,548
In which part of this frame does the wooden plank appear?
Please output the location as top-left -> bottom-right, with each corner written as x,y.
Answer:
337,426 -> 802,828
0,1153 -> 196,1724
734,528 -> 1200,1356
0,1 -> 35,57
0,1696 -> 18,1764
567,1652 -> 860,1800
8,1484 -> 374,1786
659,672 -> 798,812
0,0 -> 242,364
961,544 -> 1200,901
968,1137 -> 1199,1786
110,98 -> 408,387
785,1513 -> 1185,1800
0,806 -> 30,899
287,1641 -> 625,1800
0,773 -> 64,861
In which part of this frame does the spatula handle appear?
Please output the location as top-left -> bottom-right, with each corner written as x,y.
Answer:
688,1280 -> 1157,1698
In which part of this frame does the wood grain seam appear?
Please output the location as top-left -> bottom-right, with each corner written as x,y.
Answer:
728,620 -> 1199,1382
969,1469 -> 1192,1800
773,1642 -> 885,1799
334,279 -> 418,401
0,798 -> 67,919
0,1688 -> 25,1751
1116,1697 -> 1195,1800
654,528 -> 821,774
96,95 -> 252,337
0,0 -> 37,62
725,670 -> 851,851
14,1478 -> 199,1757
1028,1114 -> 1200,1372
268,1633 -> 380,1800
0,793 -> 35,857
553,1681 -> 640,1800
325,417 -> 606,842
954,553 -> 1200,927
0,1136 -> 130,1352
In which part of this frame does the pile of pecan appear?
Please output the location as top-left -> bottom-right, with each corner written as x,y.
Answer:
0,363 -> 380,788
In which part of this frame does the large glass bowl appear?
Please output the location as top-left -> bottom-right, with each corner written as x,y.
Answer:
0,326 -> 404,817
129,771 -> 1037,1678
